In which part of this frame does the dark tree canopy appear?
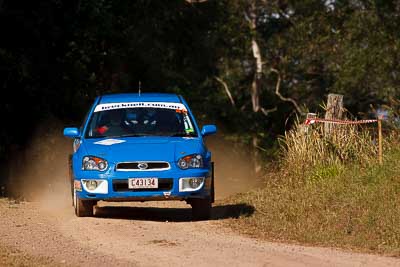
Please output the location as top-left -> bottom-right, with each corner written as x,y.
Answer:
1,0 -> 400,158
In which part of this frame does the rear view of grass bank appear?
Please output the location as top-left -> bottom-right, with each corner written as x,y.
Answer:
225,122 -> 400,255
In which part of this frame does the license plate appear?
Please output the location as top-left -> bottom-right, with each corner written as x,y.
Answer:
128,178 -> 158,189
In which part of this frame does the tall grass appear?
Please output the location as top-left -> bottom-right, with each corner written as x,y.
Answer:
281,121 -> 379,176
224,116 -> 400,255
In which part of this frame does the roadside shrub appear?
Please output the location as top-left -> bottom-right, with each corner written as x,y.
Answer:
224,103 -> 400,255
280,120 -> 380,177
225,139 -> 400,256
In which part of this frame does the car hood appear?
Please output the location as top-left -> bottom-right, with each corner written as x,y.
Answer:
81,137 -> 203,163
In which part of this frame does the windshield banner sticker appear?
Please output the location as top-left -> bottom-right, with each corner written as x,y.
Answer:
94,139 -> 126,146
94,102 -> 187,113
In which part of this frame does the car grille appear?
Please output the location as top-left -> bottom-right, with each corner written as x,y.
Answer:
116,162 -> 170,171
112,178 -> 173,192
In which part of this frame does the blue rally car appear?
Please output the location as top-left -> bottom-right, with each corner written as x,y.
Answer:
64,93 -> 217,220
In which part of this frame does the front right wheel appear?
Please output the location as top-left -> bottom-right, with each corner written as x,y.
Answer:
74,192 -> 96,217
68,155 -> 74,206
191,198 -> 211,221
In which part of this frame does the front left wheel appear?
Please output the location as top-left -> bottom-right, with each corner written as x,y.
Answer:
191,198 -> 212,221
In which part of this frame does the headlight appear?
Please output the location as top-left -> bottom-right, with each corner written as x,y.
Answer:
82,156 -> 108,171
177,154 -> 203,169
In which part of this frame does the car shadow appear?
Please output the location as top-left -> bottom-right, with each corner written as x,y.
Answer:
94,203 -> 255,222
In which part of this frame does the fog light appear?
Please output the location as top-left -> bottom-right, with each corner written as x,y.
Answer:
179,177 -> 205,192
86,180 -> 98,190
81,179 -> 108,194
189,178 -> 202,188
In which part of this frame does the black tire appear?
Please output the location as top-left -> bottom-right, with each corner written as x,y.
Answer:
74,194 -> 96,217
191,198 -> 211,221
68,155 -> 74,206
211,162 -> 215,203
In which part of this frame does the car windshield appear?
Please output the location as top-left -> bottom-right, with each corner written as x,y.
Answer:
85,106 -> 197,138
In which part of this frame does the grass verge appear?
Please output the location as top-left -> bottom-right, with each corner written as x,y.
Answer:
224,125 -> 400,256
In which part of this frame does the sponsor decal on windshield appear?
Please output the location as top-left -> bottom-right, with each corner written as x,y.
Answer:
94,102 -> 187,113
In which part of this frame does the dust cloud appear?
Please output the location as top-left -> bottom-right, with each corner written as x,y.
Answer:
205,135 -> 262,199
7,119 -> 72,211
7,120 -> 261,208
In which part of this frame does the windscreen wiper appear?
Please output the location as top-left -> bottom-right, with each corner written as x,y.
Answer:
169,132 -> 196,137
116,133 -> 150,137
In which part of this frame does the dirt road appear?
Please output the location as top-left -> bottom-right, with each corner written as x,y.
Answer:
1,131 -> 399,266
0,197 -> 399,267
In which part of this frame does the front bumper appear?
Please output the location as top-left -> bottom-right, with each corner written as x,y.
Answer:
74,168 -> 212,201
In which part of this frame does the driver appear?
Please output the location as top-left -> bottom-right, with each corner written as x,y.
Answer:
96,109 -> 124,136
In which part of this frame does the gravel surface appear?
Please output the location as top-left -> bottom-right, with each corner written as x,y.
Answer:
2,134 -> 399,266
1,198 -> 399,267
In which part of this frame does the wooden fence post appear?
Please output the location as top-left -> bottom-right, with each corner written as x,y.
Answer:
378,118 -> 383,165
324,94 -> 344,135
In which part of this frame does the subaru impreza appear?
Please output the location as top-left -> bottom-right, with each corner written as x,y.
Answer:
64,93 -> 216,220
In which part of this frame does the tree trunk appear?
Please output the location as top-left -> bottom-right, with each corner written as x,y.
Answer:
251,73 -> 261,112
246,2 -> 263,113
324,94 -> 344,135
252,135 -> 262,174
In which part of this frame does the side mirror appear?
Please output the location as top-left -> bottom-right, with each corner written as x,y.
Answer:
201,125 -> 217,137
63,127 -> 80,138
